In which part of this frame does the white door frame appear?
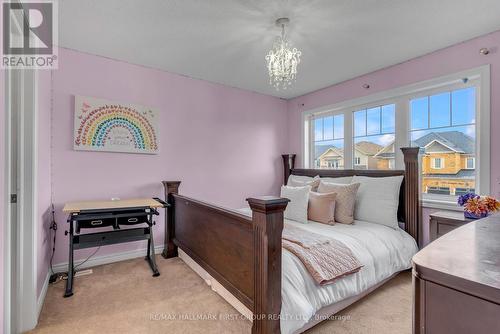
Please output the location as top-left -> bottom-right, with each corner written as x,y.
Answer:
3,69 -> 14,334
4,1 -> 42,331
4,67 -> 39,333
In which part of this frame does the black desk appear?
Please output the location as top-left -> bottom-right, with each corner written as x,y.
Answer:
63,198 -> 168,297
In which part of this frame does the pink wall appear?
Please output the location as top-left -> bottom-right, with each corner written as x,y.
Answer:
287,30 -> 500,244
50,48 -> 288,265
37,71 -> 52,298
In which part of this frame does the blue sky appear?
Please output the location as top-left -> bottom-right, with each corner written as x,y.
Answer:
410,87 -> 475,130
314,87 -> 475,150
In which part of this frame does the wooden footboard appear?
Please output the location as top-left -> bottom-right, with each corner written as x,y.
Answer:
161,182 -> 288,334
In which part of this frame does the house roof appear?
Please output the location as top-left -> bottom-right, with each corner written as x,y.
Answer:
374,141 -> 395,159
316,131 -> 474,161
315,141 -> 383,160
355,141 -> 383,156
422,169 -> 475,179
315,146 -> 343,160
413,131 -> 474,154
375,152 -> 395,158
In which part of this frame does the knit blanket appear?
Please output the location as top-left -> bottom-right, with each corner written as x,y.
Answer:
282,224 -> 363,286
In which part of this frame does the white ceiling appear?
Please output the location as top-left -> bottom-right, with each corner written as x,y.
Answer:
59,0 -> 500,99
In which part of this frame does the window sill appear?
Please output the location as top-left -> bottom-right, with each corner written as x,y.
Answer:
422,198 -> 462,211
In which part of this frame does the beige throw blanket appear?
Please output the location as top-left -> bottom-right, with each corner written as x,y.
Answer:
282,224 -> 363,286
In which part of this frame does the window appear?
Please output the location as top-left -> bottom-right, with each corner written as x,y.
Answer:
353,104 -> 395,170
427,187 -> 450,195
312,114 -> 344,169
410,87 -> 476,199
388,159 -> 395,169
327,159 -> 340,168
466,157 -> 475,169
431,157 -> 443,169
455,187 -> 475,196
304,67 -> 489,206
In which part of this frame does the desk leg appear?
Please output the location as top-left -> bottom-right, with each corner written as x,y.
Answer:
146,224 -> 160,277
64,229 -> 74,297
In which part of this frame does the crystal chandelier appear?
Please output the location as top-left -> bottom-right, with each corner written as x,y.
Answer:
265,18 -> 302,90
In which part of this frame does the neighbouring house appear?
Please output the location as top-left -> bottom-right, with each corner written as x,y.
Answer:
318,131 -> 474,196
354,141 -> 383,169
373,141 -> 395,170
315,146 -> 344,168
315,141 -> 383,169
413,131 -> 475,195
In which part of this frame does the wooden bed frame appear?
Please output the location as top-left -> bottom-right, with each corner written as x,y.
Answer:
161,147 -> 420,334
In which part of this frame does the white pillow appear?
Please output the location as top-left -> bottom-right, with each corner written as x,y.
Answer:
288,175 -> 320,191
320,176 -> 353,185
287,175 -> 313,185
352,175 -> 403,229
280,185 -> 311,224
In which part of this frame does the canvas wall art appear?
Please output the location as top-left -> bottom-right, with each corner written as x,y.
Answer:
74,95 -> 159,154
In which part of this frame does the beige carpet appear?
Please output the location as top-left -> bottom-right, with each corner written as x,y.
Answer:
31,256 -> 412,334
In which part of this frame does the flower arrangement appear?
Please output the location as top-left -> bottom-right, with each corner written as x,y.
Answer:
457,192 -> 500,219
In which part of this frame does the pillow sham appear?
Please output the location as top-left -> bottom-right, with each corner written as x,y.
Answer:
288,175 -> 321,191
280,185 -> 311,224
351,175 -> 403,229
287,175 -> 313,185
308,191 -> 337,225
319,176 -> 353,185
317,182 -> 360,224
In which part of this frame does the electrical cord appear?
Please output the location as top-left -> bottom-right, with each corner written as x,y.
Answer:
49,204 -> 66,285
49,203 -> 58,275
74,245 -> 101,270
49,203 -> 101,283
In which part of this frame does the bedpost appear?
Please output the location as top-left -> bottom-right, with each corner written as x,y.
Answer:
247,196 -> 289,334
161,181 -> 181,258
282,154 -> 296,185
401,147 -> 420,247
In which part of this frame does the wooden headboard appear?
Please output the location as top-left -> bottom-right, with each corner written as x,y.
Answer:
282,147 -> 420,246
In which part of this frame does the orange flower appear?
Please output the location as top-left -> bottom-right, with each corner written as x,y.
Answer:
464,197 -> 488,215
483,196 -> 500,212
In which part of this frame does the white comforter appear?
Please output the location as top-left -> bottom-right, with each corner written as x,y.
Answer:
239,208 -> 418,334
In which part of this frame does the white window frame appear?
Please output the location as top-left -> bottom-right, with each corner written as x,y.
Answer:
302,65 -> 490,210
466,157 -> 475,169
431,157 -> 444,169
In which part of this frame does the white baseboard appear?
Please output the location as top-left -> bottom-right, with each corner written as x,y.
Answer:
52,245 -> 164,273
37,271 -> 50,320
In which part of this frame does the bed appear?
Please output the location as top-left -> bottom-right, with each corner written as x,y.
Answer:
161,147 -> 420,334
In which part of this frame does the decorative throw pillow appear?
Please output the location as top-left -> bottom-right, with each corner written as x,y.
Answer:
320,176 -> 353,185
351,175 -> 403,229
308,192 -> 337,225
280,185 -> 311,224
317,182 -> 360,224
288,175 -> 321,191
